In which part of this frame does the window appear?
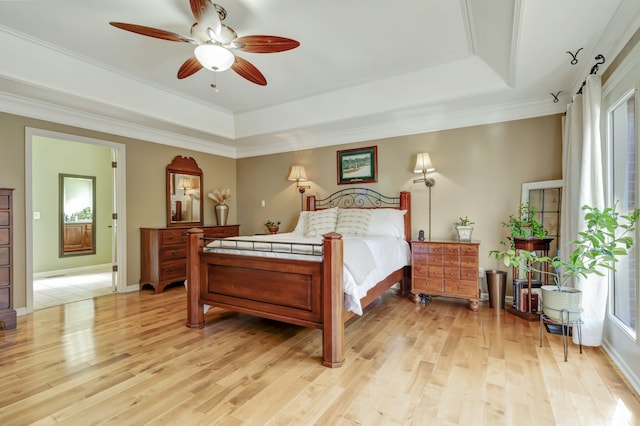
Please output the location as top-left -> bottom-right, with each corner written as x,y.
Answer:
609,90 -> 637,335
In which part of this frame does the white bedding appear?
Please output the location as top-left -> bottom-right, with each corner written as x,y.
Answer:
205,232 -> 410,315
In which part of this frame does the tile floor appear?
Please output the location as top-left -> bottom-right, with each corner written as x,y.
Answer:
33,269 -> 114,310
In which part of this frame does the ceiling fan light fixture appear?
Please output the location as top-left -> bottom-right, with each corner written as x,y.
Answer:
194,44 -> 234,72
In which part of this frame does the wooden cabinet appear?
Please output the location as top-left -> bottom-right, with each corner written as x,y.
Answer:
140,225 -> 240,293
411,240 -> 480,311
63,223 -> 93,253
0,188 -> 16,330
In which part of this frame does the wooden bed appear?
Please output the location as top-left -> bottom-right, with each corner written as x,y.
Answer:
186,188 -> 411,367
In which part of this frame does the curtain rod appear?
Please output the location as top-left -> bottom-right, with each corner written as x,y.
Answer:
576,54 -> 605,94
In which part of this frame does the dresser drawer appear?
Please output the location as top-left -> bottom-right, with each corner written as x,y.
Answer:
0,247 -> 8,266
412,243 -> 429,255
159,261 -> 186,282
160,246 -> 187,262
428,266 -> 445,278
460,268 -> 478,281
0,287 -> 9,309
161,229 -> 188,245
460,256 -> 478,268
412,277 -> 442,292
204,226 -> 239,238
0,267 -> 8,286
0,228 -> 9,245
459,245 -> 478,256
444,266 -> 459,279
444,280 -> 477,297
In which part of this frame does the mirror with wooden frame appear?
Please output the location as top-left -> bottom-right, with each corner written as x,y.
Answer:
59,174 -> 96,257
166,156 -> 203,227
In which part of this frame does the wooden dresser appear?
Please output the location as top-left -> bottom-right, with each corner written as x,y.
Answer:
140,225 -> 240,293
0,188 -> 16,330
411,240 -> 480,311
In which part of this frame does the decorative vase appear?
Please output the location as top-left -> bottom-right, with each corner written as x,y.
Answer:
455,226 -> 473,242
215,203 -> 229,226
267,225 -> 279,234
541,285 -> 582,322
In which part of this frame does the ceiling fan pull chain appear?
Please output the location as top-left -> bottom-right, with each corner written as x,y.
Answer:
211,73 -> 219,92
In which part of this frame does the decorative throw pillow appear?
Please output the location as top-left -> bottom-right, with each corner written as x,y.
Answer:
304,207 -> 338,237
368,209 -> 406,238
293,211 -> 309,235
335,208 -> 372,237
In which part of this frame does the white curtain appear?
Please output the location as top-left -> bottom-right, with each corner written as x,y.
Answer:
561,75 -> 606,346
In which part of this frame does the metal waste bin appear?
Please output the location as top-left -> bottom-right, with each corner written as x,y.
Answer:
486,270 -> 507,308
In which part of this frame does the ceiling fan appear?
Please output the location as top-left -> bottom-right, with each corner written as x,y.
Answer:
109,0 -> 300,87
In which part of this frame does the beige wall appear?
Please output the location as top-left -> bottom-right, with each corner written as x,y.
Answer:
237,114 -> 563,293
0,110 -> 560,311
0,112 -> 236,310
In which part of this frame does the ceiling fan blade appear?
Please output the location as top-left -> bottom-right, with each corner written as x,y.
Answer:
232,57 -> 267,86
234,36 -> 300,53
177,57 -> 203,79
109,22 -> 196,44
190,0 -> 221,38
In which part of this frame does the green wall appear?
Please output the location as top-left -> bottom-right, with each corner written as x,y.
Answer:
32,137 -> 112,273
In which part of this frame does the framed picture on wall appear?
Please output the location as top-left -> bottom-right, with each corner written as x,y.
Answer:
337,146 -> 378,184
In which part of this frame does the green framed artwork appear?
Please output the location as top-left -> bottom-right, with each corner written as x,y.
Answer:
337,146 -> 378,184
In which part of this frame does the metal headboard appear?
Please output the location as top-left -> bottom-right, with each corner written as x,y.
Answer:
307,188 -> 401,211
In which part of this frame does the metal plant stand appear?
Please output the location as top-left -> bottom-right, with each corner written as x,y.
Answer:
539,305 -> 583,362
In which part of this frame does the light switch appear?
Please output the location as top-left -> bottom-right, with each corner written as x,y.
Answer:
33,211 -> 41,220
261,200 -> 266,207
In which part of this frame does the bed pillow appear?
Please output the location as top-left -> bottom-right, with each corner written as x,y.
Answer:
368,209 -> 407,238
293,211 -> 309,235
304,207 -> 339,237
335,208 -> 372,237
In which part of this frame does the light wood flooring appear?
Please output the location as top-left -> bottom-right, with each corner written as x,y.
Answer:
1,286 -> 639,425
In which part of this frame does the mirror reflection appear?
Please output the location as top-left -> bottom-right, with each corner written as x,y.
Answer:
59,174 -> 96,256
169,173 -> 201,223
166,156 -> 204,227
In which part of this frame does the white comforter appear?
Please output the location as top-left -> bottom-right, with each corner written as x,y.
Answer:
205,232 -> 410,315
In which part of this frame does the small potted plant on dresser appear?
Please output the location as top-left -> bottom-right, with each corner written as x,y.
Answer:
454,216 -> 474,241
265,220 -> 281,234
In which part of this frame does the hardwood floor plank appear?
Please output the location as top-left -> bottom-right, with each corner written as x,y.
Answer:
0,288 -> 638,425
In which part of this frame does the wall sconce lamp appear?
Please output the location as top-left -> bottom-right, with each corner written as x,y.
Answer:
288,165 -> 311,209
413,152 -> 436,241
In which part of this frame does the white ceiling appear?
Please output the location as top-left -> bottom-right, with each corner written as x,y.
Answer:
0,0 -> 639,158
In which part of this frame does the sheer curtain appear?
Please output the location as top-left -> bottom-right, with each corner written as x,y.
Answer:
561,75 -> 606,346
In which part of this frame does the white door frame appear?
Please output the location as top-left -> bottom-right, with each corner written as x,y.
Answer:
24,128 -> 128,313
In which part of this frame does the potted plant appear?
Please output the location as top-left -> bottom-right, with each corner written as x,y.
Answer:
265,220 -> 281,234
501,201 -> 547,243
454,216 -> 475,242
490,204 -> 639,321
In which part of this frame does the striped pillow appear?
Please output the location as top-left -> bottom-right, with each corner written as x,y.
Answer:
335,208 -> 372,237
305,207 -> 338,237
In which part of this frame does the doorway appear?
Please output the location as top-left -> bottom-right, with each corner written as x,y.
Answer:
25,128 -> 127,312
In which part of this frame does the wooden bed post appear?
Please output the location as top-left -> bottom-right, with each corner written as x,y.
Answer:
322,232 -> 344,367
186,228 -> 205,328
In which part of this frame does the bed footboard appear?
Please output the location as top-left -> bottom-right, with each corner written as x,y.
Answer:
186,228 -> 346,367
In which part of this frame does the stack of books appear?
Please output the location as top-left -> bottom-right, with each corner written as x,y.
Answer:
513,279 -> 542,313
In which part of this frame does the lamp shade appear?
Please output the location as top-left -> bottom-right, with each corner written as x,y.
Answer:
194,44 -> 235,72
288,165 -> 308,181
178,177 -> 193,189
414,152 -> 435,173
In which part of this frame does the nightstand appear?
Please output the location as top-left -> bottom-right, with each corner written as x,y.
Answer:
411,240 -> 480,311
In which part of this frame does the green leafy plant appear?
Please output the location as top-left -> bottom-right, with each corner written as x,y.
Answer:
501,201 -> 547,243
489,204 -> 639,290
264,220 -> 281,227
454,216 -> 474,227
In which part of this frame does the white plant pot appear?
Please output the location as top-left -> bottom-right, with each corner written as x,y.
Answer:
456,226 -> 473,242
541,285 -> 582,322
